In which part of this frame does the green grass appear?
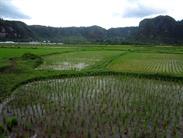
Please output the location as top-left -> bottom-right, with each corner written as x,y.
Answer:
0,47 -> 71,58
0,46 -> 75,68
108,52 -> 183,76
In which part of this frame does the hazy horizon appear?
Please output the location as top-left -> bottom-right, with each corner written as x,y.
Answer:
0,0 -> 183,29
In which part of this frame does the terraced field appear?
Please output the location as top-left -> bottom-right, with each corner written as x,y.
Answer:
108,52 -> 183,76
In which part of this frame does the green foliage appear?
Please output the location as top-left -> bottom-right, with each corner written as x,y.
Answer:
5,116 -> 18,132
21,53 -> 43,67
0,124 -> 5,135
21,53 -> 41,60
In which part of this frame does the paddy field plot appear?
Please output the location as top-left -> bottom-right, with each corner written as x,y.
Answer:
38,51 -> 123,70
3,75 -> 183,137
108,52 -> 183,76
0,47 -> 74,68
1,45 -> 183,137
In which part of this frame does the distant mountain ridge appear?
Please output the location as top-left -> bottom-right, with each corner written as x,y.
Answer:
0,15 -> 183,44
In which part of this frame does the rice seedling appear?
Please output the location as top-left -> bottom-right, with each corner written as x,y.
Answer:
108,53 -> 183,76
2,75 -> 183,137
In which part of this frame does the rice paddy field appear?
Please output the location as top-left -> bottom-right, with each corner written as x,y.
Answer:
38,51 -> 123,71
1,44 -> 183,137
107,52 -> 183,76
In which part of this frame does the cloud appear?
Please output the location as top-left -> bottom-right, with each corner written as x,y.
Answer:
1,0 -> 182,28
0,0 -> 30,19
122,3 -> 166,18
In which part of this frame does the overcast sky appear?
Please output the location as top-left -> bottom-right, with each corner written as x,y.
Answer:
0,0 -> 183,28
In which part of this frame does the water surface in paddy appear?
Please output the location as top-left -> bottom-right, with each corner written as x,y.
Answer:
2,76 -> 183,137
37,62 -> 88,70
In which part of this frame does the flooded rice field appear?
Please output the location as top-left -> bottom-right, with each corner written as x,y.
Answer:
2,75 -> 183,137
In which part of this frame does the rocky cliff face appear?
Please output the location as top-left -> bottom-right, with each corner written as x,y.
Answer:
0,19 -> 34,41
0,15 -> 183,44
137,16 -> 183,44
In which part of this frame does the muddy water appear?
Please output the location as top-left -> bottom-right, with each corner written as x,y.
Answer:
37,62 -> 88,70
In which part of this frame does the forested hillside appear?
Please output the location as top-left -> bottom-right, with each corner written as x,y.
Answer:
0,15 -> 183,44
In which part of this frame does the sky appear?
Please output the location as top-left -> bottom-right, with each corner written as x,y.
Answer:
0,0 -> 183,29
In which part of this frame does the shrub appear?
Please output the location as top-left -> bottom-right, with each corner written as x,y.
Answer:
21,53 -> 43,67
21,53 -> 41,60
